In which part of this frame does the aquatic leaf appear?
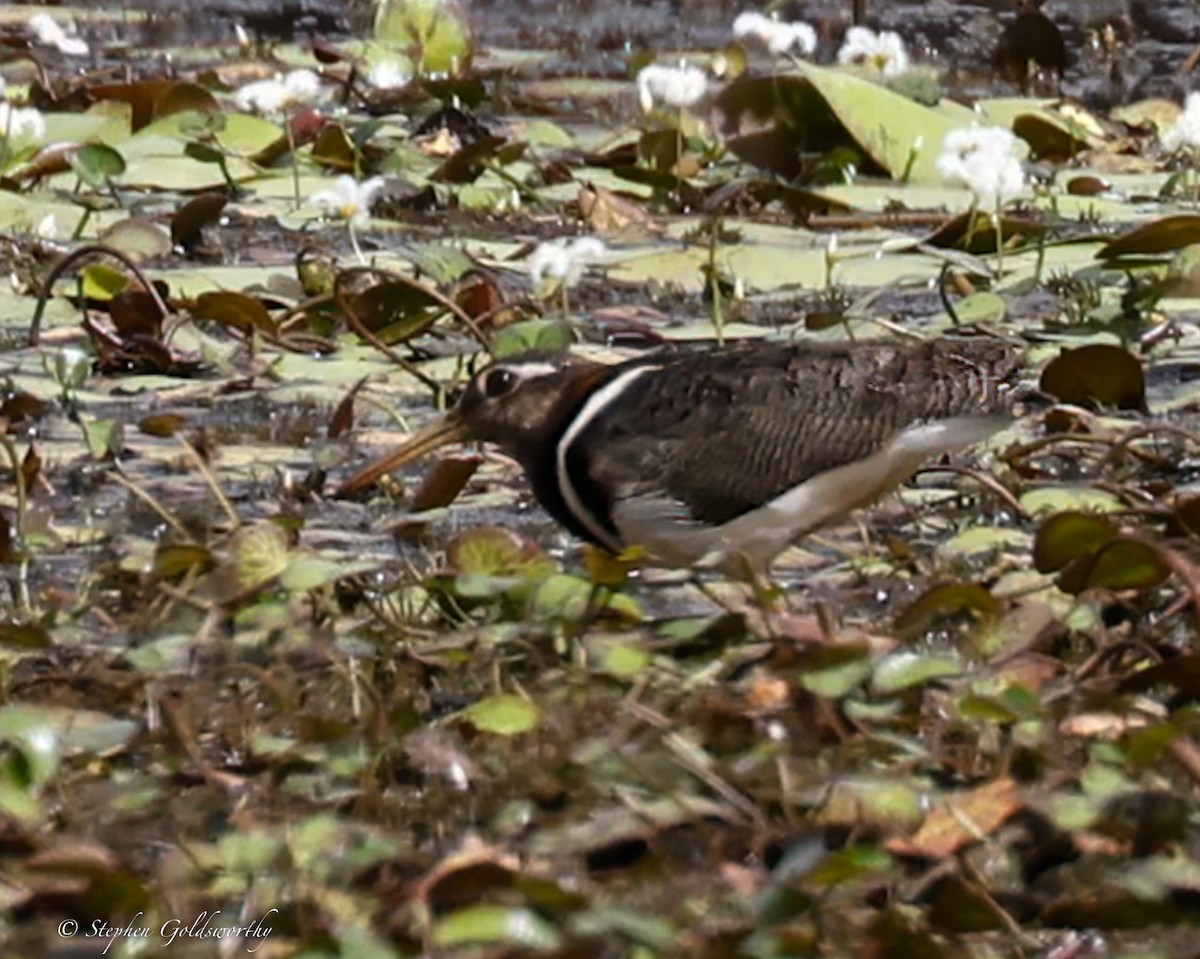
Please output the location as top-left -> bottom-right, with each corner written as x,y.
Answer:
432,904 -> 560,949
231,522 -> 291,590
446,526 -> 545,575
69,143 -> 126,188
1098,215 -> 1200,259
818,779 -> 923,830
80,263 -> 131,301
1020,487 -> 1124,516
375,0 -> 472,74
1058,536 -> 1171,595
431,134 -> 506,183
409,455 -> 481,511
90,80 -> 219,132
153,544 -> 214,579
923,209 -> 1045,253
282,556 -> 378,592
1032,511 -> 1118,574
949,290 -> 1006,324
894,582 -> 1000,641
601,642 -> 649,679
311,123 -> 357,171
873,651 -> 962,694
491,318 -> 574,357
192,291 -> 276,335
788,63 -> 961,183
0,623 -> 51,650
83,418 -> 124,459
463,694 -> 540,736
171,192 -> 228,251
1039,344 -> 1146,411
349,279 -> 443,344
99,216 -> 171,260
1012,109 -> 1093,160
799,644 -> 873,698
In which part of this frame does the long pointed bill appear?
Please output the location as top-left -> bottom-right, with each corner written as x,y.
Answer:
334,414 -> 471,496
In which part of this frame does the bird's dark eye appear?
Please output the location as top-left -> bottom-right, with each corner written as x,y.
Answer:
482,367 -> 519,398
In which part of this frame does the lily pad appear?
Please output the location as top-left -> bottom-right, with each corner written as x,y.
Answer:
463,694 -> 540,735
1039,344 -> 1146,411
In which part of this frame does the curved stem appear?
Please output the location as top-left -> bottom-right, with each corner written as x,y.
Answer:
332,268 -> 446,394
28,243 -> 173,346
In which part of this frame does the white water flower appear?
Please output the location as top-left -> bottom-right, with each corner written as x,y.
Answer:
732,12 -> 817,56
636,63 -> 708,113
234,69 -> 323,114
1164,92 -> 1200,152
310,175 -> 385,227
34,214 -> 58,239
0,103 -> 46,143
936,125 -> 1026,209
837,26 -> 908,77
529,236 -> 607,288
369,60 -> 411,90
29,12 -> 89,57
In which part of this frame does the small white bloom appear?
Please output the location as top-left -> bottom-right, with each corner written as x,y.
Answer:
34,214 -> 58,239
234,69 -> 323,114
936,125 -> 1026,209
1164,92 -> 1200,152
29,12 -> 89,57
837,26 -> 908,77
733,12 -> 817,57
529,236 -> 607,288
369,60 -> 411,90
309,175 -> 385,227
0,103 -> 46,143
636,63 -> 708,113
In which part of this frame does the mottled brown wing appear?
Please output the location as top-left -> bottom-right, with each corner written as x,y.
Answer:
583,338 -> 1021,525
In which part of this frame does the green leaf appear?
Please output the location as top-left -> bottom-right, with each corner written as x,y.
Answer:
1058,536 -> 1171,595
601,642 -> 649,679
872,651 -> 962,694
80,263 -> 131,300
1032,511 -> 1117,573
83,418 -> 124,459
375,0 -> 471,75
463,694 -> 540,735
69,143 -> 126,187
893,582 -> 999,641
789,62 -> 961,183
491,319 -> 575,358
432,904 -> 561,950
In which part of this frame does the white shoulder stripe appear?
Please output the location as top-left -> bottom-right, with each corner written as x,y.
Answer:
555,364 -> 659,552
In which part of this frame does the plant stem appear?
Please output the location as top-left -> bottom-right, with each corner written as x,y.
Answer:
994,203 -> 1005,279
286,113 -> 300,210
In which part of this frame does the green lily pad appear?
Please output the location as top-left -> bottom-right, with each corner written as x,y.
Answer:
873,651 -> 962,694
375,0 -> 471,75
1033,511 -> 1118,574
463,694 -> 540,735
433,904 -> 561,950
789,62 -> 962,183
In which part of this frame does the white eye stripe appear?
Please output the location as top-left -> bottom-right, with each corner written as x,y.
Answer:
480,361 -> 559,382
